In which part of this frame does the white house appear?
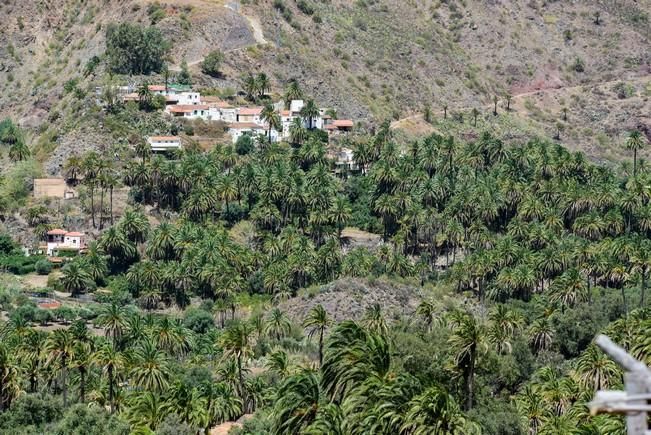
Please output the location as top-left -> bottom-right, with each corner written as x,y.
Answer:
176,92 -> 201,105
166,104 -> 209,119
237,107 -> 263,124
45,229 -> 86,256
147,136 -> 182,152
229,122 -> 278,144
207,101 -> 237,123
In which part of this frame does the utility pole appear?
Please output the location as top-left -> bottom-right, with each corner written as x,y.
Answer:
589,335 -> 651,435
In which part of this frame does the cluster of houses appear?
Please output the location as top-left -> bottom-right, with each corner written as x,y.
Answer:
121,84 -> 354,147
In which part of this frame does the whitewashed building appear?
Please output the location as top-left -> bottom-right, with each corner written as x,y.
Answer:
147,136 -> 182,152
45,229 -> 86,256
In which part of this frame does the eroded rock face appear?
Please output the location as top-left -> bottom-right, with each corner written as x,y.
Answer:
46,129 -> 113,176
279,277 -> 422,324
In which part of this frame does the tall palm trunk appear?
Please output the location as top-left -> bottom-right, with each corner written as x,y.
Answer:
465,346 -> 476,411
99,187 -> 105,230
633,148 -> 637,177
641,270 -> 646,306
110,186 -> 114,225
318,328 -> 324,366
61,357 -> 68,408
108,367 -> 115,414
79,367 -> 86,402
90,185 -> 96,228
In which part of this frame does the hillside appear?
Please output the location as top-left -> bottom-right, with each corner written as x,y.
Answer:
1,0 -> 649,164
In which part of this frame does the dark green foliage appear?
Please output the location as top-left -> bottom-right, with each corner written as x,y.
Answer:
235,134 -> 254,155
0,232 -> 17,254
35,259 -> 53,275
105,23 -> 169,75
52,404 -> 130,435
0,394 -> 62,429
183,307 -> 215,333
176,60 -> 192,86
201,50 -> 224,77
296,0 -> 314,15
84,55 -> 101,76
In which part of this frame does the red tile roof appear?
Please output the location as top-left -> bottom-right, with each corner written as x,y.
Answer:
149,136 -> 180,141
239,107 -> 262,115
229,122 -> 266,130
168,105 -> 209,113
65,232 -> 84,237
148,85 -> 166,91
47,229 -> 67,235
332,119 -> 354,128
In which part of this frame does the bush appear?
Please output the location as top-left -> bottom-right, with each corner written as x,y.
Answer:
52,404 -> 130,435
35,259 -> 53,275
0,394 -> 62,430
183,307 -> 215,333
105,23 -> 169,75
297,0 -> 315,15
201,50 -> 224,77
236,134 -> 254,155
147,2 -> 166,24
0,232 -> 17,254
572,57 -> 585,72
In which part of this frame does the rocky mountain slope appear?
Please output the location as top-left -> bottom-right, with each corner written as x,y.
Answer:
0,0 -> 649,162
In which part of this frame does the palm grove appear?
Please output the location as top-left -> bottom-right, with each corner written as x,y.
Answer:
2,38 -> 651,431
1,115 -> 650,433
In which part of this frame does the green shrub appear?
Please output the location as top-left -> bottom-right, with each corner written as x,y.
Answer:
147,2 -> 166,24
201,50 -> 224,77
35,259 -> 53,275
297,0 -> 315,15
105,23 -> 169,75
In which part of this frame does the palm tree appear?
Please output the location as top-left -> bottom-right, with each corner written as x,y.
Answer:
45,329 -> 75,407
9,140 -> 30,162
0,343 -> 20,411
272,369 -> 322,434
574,345 -> 620,391
96,303 -> 127,348
300,99 -> 319,130
471,108 -> 479,127
130,339 -> 171,392
402,386 -> 480,434
328,196 -> 351,239
93,342 -> 126,414
362,303 -> 388,336
256,72 -> 271,99
447,310 -> 485,410
128,391 -> 167,431
265,308 -> 292,341
261,103 -> 281,142
284,80 -> 304,108
289,117 -> 308,146
243,73 -> 258,101
138,82 -> 153,110
529,316 -> 554,353
219,321 -> 254,390
303,305 -> 331,366
625,130 -> 646,177
119,208 -> 150,243
416,300 -> 437,332
60,261 -> 94,297
63,155 -> 82,185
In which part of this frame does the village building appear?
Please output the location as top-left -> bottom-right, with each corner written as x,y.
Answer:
147,136 -> 182,152
33,178 -> 75,199
325,119 -> 354,135
44,229 -> 86,256
228,122 -> 277,144
166,104 -> 209,119
237,107 -> 263,124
